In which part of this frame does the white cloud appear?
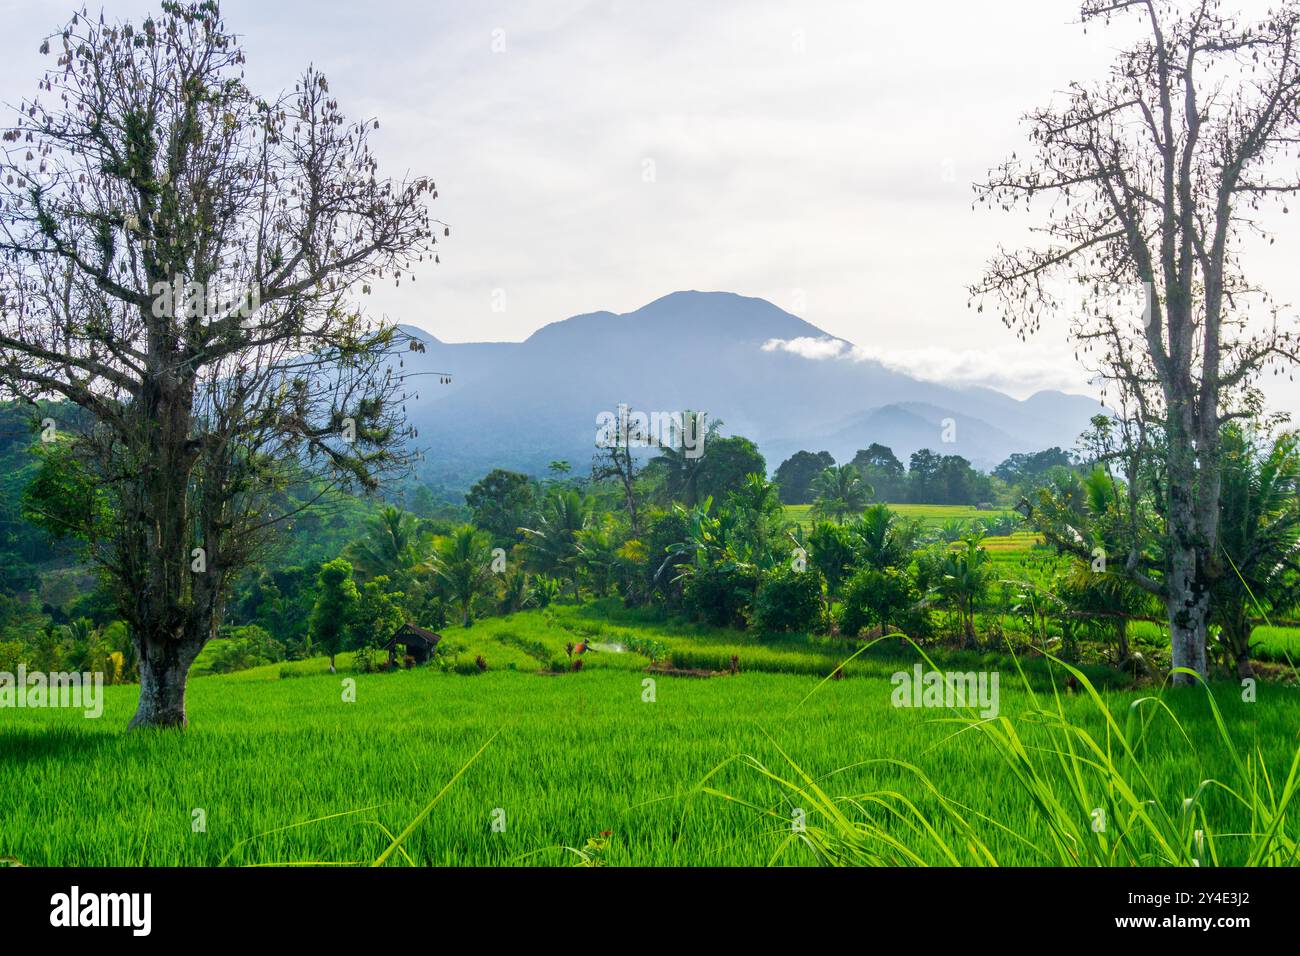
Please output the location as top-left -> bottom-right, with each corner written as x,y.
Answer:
761,336 -> 1092,398
761,336 -> 858,361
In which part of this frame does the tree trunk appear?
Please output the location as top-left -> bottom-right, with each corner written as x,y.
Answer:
128,636 -> 202,729
1167,540 -> 1210,684
1165,413 -> 1212,685
123,371 -> 212,729
1235,654 -> 1256,681
1226,618 -> 1255,680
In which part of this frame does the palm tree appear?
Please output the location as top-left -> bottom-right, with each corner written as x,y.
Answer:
347,505 -> 422,581
431,525 -> 496,627
1029,465 -> 1163,661
1060,560 -> 1149,666
726,472 -> 785,566
499,568 -> 532,614
1213,427 -> 1300,678
851,504 -> 921,570
529,576 -> 562,608
938,534 -> 993,648
575,516 -> 624,597
658,497 -> 758,585
520,489 -> 588,598
807,520 -> 854,621
659,498 -> 725,581
652,411 -> 721,506
59,618 -> 110,672
937,518 -> 968,544
810,465 -> 871,525
659,498 -> 759,628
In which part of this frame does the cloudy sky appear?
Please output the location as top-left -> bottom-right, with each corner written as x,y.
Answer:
3,0 -> 1299,411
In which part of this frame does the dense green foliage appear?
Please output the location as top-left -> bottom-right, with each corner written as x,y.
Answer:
2,398 -> 1297,686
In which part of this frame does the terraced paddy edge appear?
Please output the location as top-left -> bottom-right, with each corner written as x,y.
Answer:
1,630 -> 1293,867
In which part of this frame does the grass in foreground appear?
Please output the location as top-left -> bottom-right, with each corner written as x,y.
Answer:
1,610 -> 1296,866
709,645 -> 1300,866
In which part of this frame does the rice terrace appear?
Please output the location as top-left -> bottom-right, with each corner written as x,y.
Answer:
1,0 -> 1300,941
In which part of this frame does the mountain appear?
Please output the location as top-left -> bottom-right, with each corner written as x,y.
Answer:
394,291 -> 1105,487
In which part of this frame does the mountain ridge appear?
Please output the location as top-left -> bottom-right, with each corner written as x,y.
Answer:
393,291 -> 1104,487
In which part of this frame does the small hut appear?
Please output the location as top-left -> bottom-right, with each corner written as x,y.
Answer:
384,623 -> 442,665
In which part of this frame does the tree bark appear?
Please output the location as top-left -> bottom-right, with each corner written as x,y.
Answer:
963,603 -> 977,649
128,636 -> 202,729
1235,653 -> 1256,681
1164,392 -> 1212,685
1167,537 -> 1210,684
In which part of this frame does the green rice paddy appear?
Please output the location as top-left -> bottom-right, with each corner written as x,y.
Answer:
2,605 -> 1296,867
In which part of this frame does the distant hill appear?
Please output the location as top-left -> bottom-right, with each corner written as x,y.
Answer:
394,291 -> 1105,486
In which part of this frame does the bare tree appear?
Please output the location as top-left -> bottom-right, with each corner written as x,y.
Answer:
972,0 -> 1300,682
0,2 -> 441,725
592,403 -> 644,533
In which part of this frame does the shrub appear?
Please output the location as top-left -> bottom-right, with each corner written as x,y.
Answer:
208,625 -> 284,674
530,576 -> 561,609
752,566 -> 824,633
840,567 -> 919,638
682,563 -> 760,629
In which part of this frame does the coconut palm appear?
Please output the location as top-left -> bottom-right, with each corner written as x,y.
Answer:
1060,560 -> 1150,666
851,504 -> 922,570
498,568 -> 532,615
938,534 -> 994,648
520,489 -> 588,598
575,516 -> 624,597
651,411 -> 721,506
810,465 -> 872,525
431,525 -> 496,627
1213,428 -> 1300,677
347,505 -> 423,581
726,472 -> 785,566
807,520 -> 856,619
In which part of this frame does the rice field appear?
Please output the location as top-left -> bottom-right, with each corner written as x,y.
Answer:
2,606 -> 1297,868
784,502 -> 1018,532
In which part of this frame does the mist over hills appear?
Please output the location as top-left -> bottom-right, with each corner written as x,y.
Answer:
396,291 -> 1105,488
